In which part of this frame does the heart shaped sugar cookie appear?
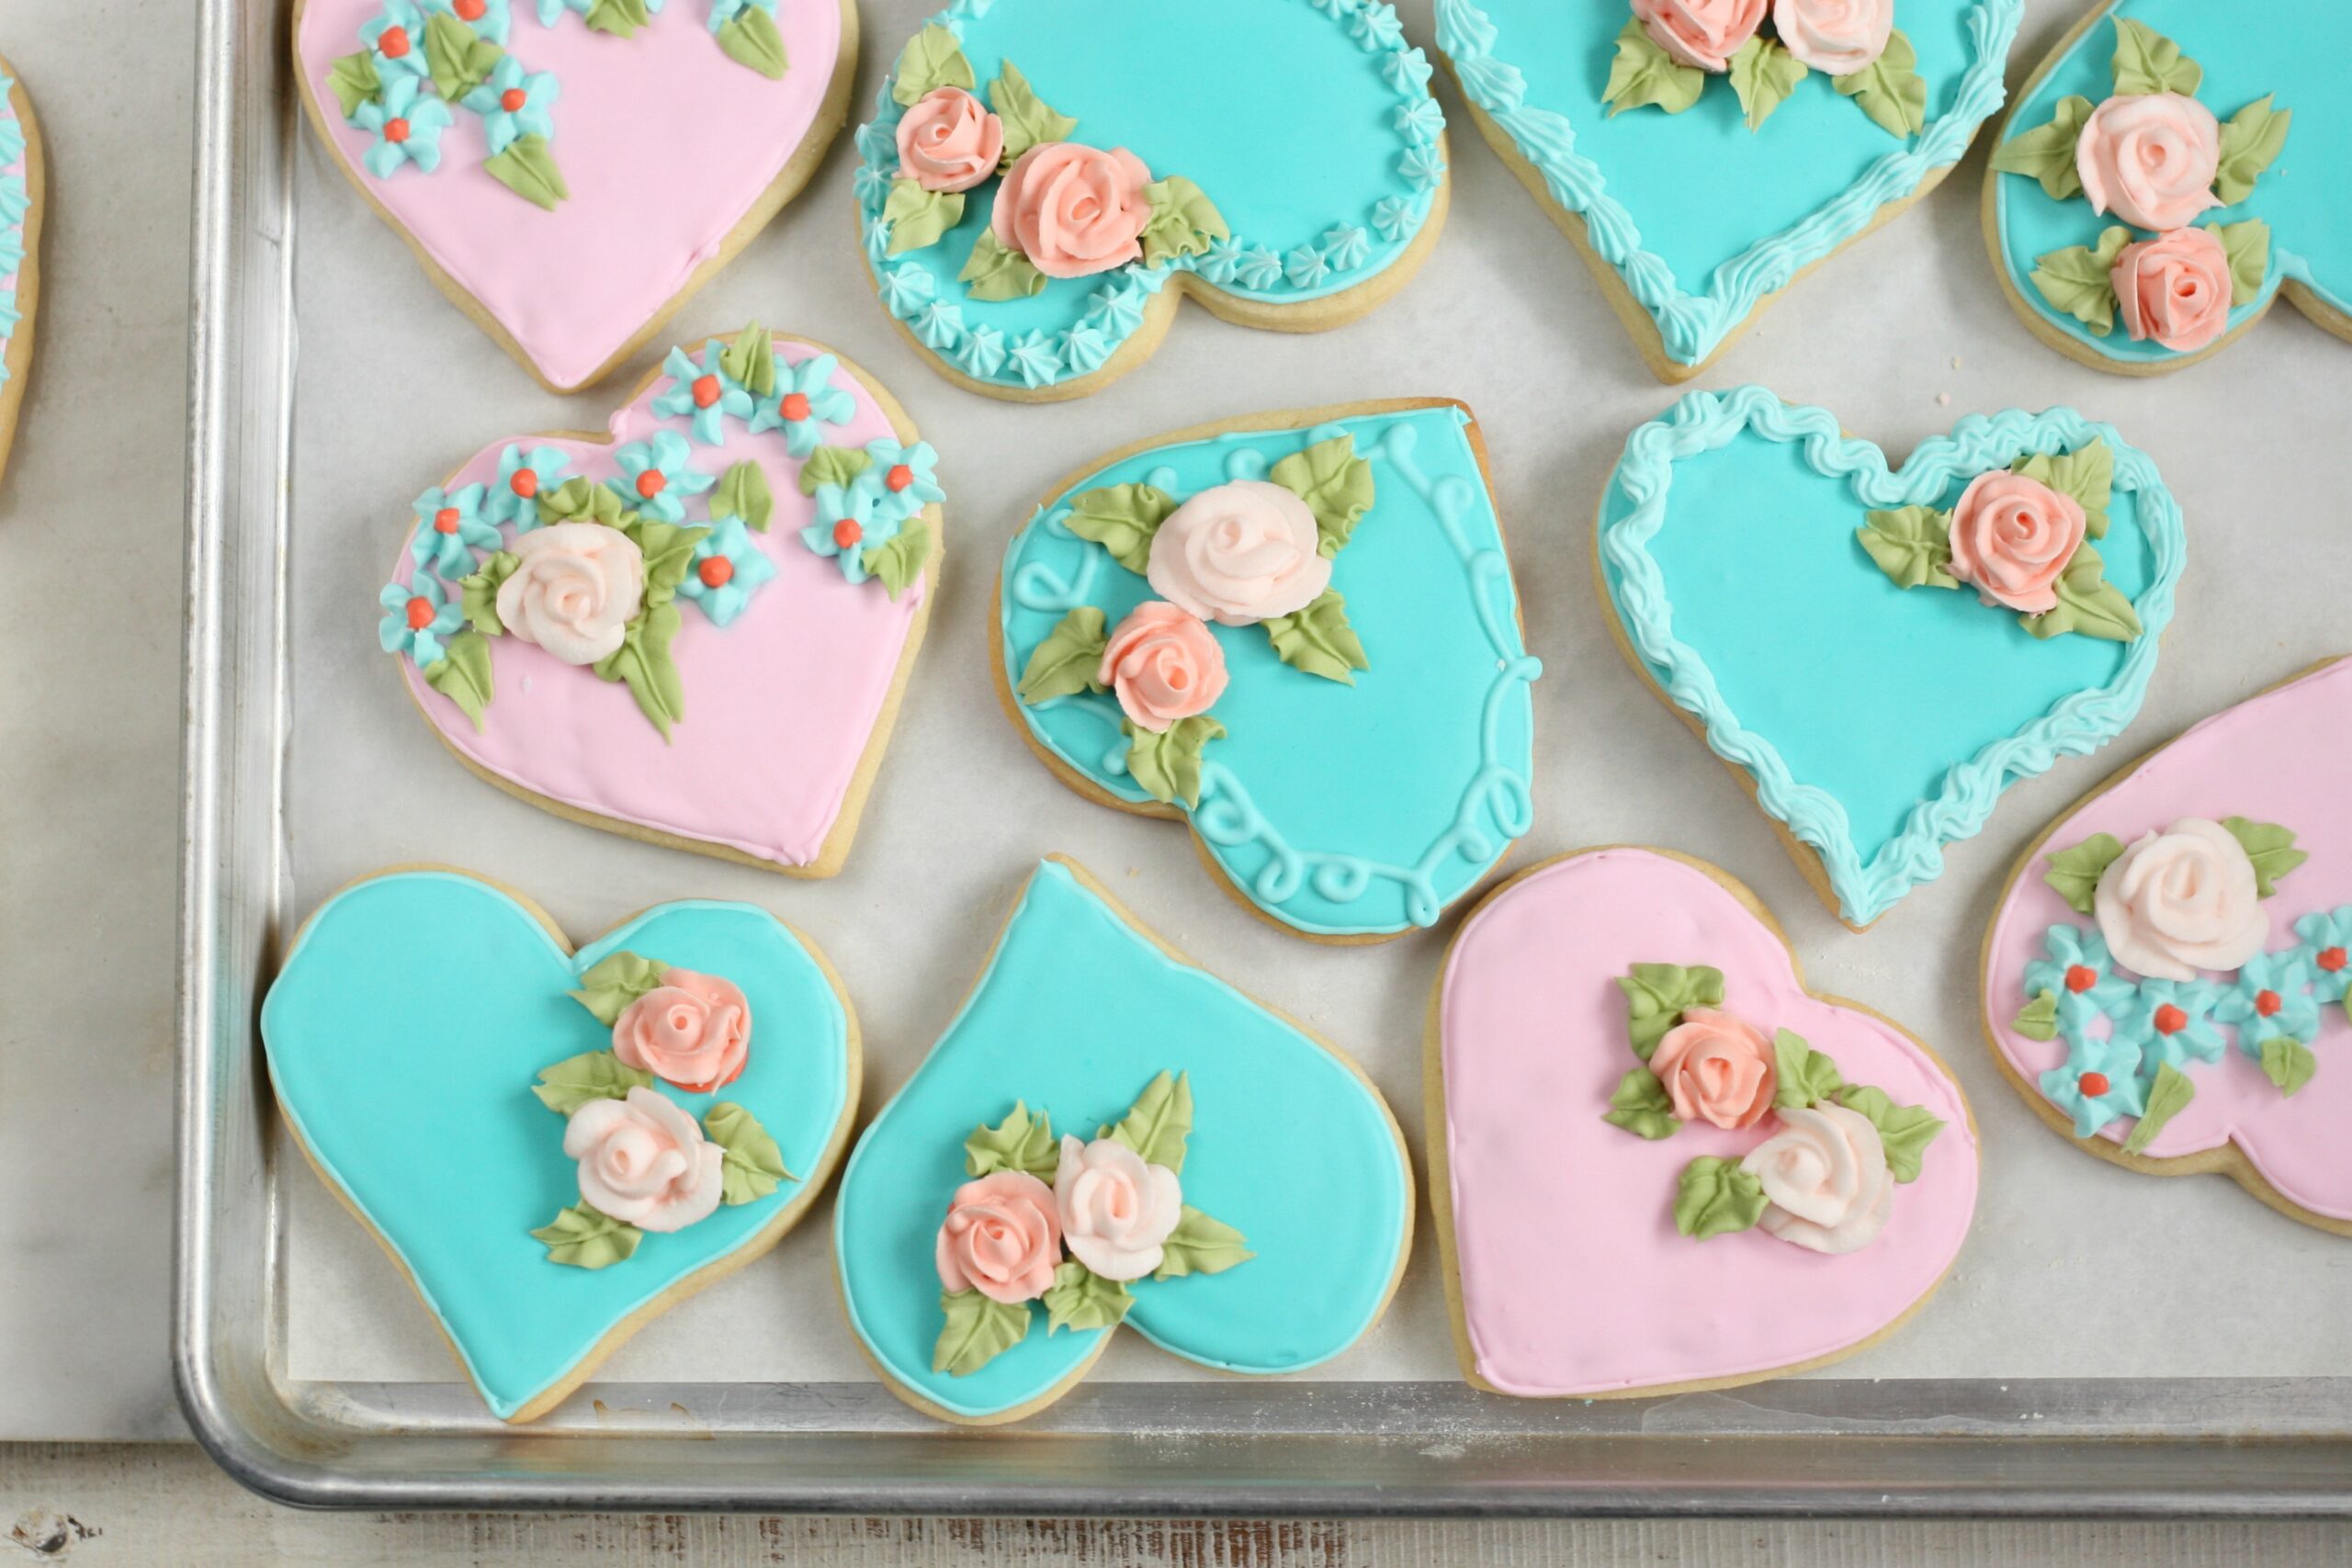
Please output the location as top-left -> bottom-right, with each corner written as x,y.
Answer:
261,868 -> 860,1421
1430,847 -> 1978,1398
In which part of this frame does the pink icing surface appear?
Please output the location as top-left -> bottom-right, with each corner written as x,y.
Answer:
1984,659 -> 2352,1221
1438,849 -> 1979,1397
397,340 -> 926,866
297,0 -> 842,389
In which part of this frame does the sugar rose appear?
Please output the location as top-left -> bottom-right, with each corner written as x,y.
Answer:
991,141 -> 1153,279
562,1086 -> 723,1235
1648,1007 -> 1777,1130
495,521 -> 646,666
1739,1103 -> 1893,1255
2095,817 -> 2269,981
935,1170 -> 1063,1303
1099,602 -> 1227,732
1053,1135 -> 1181,1282
1631,0 -> 1767,73
1144,479 -> 1331,626
611,968 -> 752,1092
1945,470 -> 2086,615
896,85 -> 1003,194
1770,0 -> 1893,74
2112,227 -> 2233,353
2076,92 -> 2221,232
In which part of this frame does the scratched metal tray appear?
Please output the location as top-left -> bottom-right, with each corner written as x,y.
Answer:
174,0 -> 2352,1516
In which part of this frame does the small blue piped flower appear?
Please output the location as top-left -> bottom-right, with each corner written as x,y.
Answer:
1393,96 -> 1444,144
750,352 -> 856,458
878,265 -> 937,319
707,0 -> 776,28
651,340 -> 756,446
855,113 -> 903,172
361,1 -> 433,77
911,299 -> 966,350
1195,238 -> 1244,286
852,164 -> 891,205
1385,47 -> 1434,94
862,217 -> 894,267
2039,1031 -> 2149,1138
1236,246 -> 1284,291
533,0 -> 591,22
956,324 -> 1006,379
1400,144 -> 1447,189
802,482 -> 899,585
2214,949 -> 2319,1055
855,437 -> 944,525
1372,196 -> 1417,243
1321,224 -> 1370,272
0,175 -> 28,227
484,444 -> 569,529
425,0 -> 514,43
1085,284 -> 1145,337
608,430 -> 714,525
1351,4 -> 1405,51
1059,323 -> 1113,377
675,517 -> 778,626
2292,907 -> 2352,1005
1008,330 -> 1060,389
355,76 -> 453,178
379,571 -> 465,667
2023,924 -> 2140,1032
2111,978 -> 2226,1087
407,483 -> 498,578
0,121 -> 20,171
461,55 -> 557,155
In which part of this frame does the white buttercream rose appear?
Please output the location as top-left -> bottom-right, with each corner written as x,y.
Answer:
1144,480 -> 1331,627
1738,1103 -> 1892,1255
2093,818 -> 2269,981
562,1086 -> 723,1235
1052,1134 -> 1182,1282
1770,0 -> 1893,74
495,521 -> 646,666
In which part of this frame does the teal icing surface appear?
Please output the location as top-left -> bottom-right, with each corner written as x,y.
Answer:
259,872 -> 852,1419
1599,387 -> 2184,927
854,0 -> 1443,391
1990,0 -> 2351,367
999,405 -> 1540,938
1436,0 -> 2022,367
832,859 -> 1410,1420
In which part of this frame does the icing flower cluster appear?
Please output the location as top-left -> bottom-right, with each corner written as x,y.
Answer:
0,77 -> 28,398
1992,19 -> 2285,355
2018,815 -> 2333,1147
1605,964 -> 1947,1255
526,949 -> 791,1267
929,1072 -> 1251,1379
1856,436 -> 2143,644
1012,434 -> 1380,807
1603,0 -> 1927,137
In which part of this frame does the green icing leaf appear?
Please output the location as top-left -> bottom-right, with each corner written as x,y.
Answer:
1063,484 -> 1176,575
2043,833 -> 2124,915
863,520 -> 931,601
957,230 -> 1048,302
1989,94 -> 2094,200
1262,589 -> 1369,684
2222,816 -> 2307,898
2111,17 -> 2200,96
328,50 -> 382,118
530,1049 -> 654,1115
2023,541 -> 2143,644
797,445 -> 872,497
424,12 -> 503,101
1616,963 -> 1726,1061
1600,18 -> 1702,117
965,1100 -> 1060,1179
710,461 -> 774,532
2209,218 -> 2271,310
1856,505 -> 1958,590
1833,1084 -> 1946,1184
1728,36 -> 1806,131
1600,1066 -> 1681,1140
933,1287 -> 1029,1376
539,477 -> 635,527
721,321 -> 776,397
989,59 -> 1076,166
1673,1156 -> 1768,1240
717,6 -> 789,79
569,950 -> 667,1026
2214,96 -> 2290,207
1099,1069 -> 1193,1173
2011,440 -> 2113,541
423,629 -> 494,734
705,1101 -> 793,1205
1268,434 -> 1374,558
1041,1261 -> 1136,1335
1015,606 -> 1110,705
2012,989 -> 2061,1043
1772,1029 -> 1846,1111
884,177 -> 966,256
483,133 -> 568,211
1123,716 -> 1225,807
459,550 -> 518,636
1138,175 -> 1229,267
2029,225 -> 2132,338
532,1202 -> 642,1269
893,23 -> 976,107
2261,1037 -> 2318,1097
2121,1061 -> 2194,1154
1835,28 -> 1926,138
622,517 -> 707,604
1153,1206 -> 1253,1280
594,601 -> 686,739
583,0 -> 650,35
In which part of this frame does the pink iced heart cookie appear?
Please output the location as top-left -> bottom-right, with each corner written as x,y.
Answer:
377,328 -> 944,875
295,0 -> 857,391
1430,847 -> 1979,1397
1982,657 -> 2352,1236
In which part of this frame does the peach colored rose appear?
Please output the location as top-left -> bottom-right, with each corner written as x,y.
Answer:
1631,0 -> 1767,73
935,1170 -> 1063,1303
2095,818 -> 2269,982
1770,0 -> 1892,74
2076,93 -> 2221,232
611,968 -> 752,1093
563,1086 -> 723,1235
1099,602 -> 1227,733
495,521 -> 645,666
1053,1135 -> 1181,1282
1945,470 -> 2086,615
2112,227 -> 2233,353
1739,1103 -> 1893,1255
1648,1008 -> 1777,1131
896,86 -> 1003,194
990,141 -> 1153,279
1145,479 -> 1332,627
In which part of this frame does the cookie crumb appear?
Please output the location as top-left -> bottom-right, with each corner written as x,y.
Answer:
1937,392 -> 1952,407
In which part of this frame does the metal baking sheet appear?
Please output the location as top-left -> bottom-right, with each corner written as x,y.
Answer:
176,0 -> 2352,1514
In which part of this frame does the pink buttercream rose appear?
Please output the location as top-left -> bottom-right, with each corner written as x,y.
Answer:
1630,0 -> 1767,73
895,86 -> 1003,194
2094,818 -> 2270,982
1144,479 -> 1332,627
1739,1103 -> 1893,1255
1770,0 -> 1892,74
935,1170 -> 1063,1303
1053,1135 -> 1182,1282
1099,601 -> 1228,733
2076,93 -> 2221,232
562,1086 -> 723,1235
990,141 -> 1153,279
611,968 -> 752,1093
1648,1008 -> 1777,1130
1944,469 -> 2086,615
495,521 -> 646,666
2112,227 -> 2233,353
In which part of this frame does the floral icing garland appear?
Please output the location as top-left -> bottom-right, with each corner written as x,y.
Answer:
1604,963 -> 1947,1252
527,950 -> 791,1267
930,1071 -> 1251,1378
2017,815 -> 2334,1149
1012,434 -> 1375,806
1602,0 -> 1928,137
1990,18 -> 2284,355
1855,435 -> 2141,643
326,0 -> 792,211
378,322 -> 936,739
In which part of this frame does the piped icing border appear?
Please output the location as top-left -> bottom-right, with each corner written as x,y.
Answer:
0,64 -> 37,448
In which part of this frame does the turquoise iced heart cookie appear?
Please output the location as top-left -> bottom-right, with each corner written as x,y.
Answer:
1985,1 -> 2349,373
1436,0 -> 2022,378
833,858 -> 1413,1423
997,400 -> 1540,942
260,870 -> 858,1422
853,0 -> 1448,400
1598,387 -> 2185,929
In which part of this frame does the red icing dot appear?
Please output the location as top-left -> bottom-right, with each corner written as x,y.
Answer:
635,469 -> 666,499
500,87 -> 527,112
433,507 -> 460,534
698,555 -> 735,589
404,596 -> 435,631
780,391 -> 811,423
886,463 -> 914,493
2064,964 -> 2097,993
511,468 -> 539,500
831,519 -> 864,549
2256,989 -> 2284,1018
385,117 -> 412,144
2322,947 -> 2348,974
692,374 -> 721,409
2153,1003 -> 2187,1036
379,25 -> 411,57
2078,1071 -> 2111,1099
456,0 -> 486,17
